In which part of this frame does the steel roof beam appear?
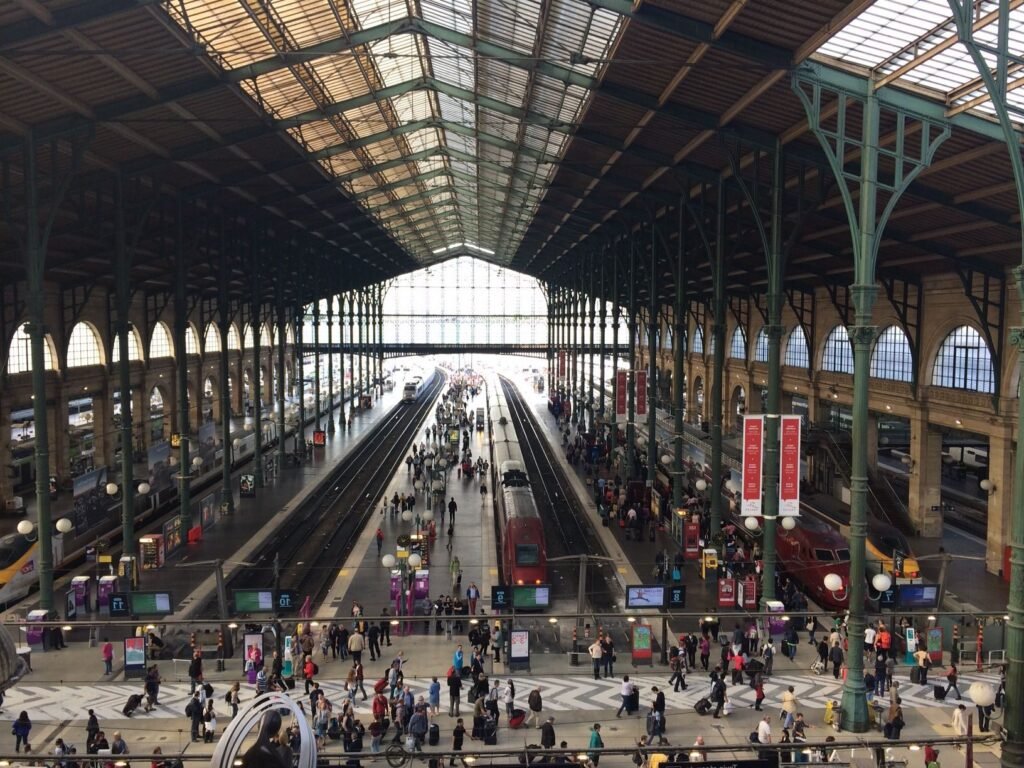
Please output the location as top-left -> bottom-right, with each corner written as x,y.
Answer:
0,0 -> 159,48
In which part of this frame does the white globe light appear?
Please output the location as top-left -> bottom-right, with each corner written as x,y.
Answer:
823,573 -> 843,592
106,482 -> 119,496
725,479 -> 740,494
980,479 -> 993,491
56,518 -> 73,534
421,510 -> 434,522
695,479 -> 708,492
401,510 -> 413,522
635,437 -> 646,449
661,454 -> 672,466
381,554 -> 396,568
781,516 -> 797,531
969,681 -> 996,708
431,480 -> 444,492
16,520 -> 34,536
438,458 -> 448,469
138,482 -> 151,495
408,553 -> 422,569
871,573 -> 893,592
414,480 -> 424,491
192,456 -> 203,468
744,517 -> 760,531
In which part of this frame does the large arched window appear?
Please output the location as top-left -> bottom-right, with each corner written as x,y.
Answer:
6,325 -> 56,374
729,327 -> 747,360
67,323 -> 104,368
753,328 -> 769,363
785,326 -> 810,368
185,325 -> 200,356
227,324 -> 241,350
261,323 -> 273,347
150,322 -> 174,359
822,325 -> 854,374
204,324 -> 221,354
242,324 -> 254,350
111,329 -> 143,363
692,325 -> 704,355
871,326 -> 914,382
932,325 -> 995,393
286,325 -> 295,346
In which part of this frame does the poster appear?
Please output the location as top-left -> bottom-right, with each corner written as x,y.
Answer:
510,629 -> 530,661
636,370 -> 647,416
201,493 -> 216,529
163,516 -> 183,557
779,415 -> 801,516
244,633 -> 265,672
630,624 -> 652,666
240,474 -> 256,498
615,370 -> 627,416
147,440 -> 172,493
124,637 -> 146,672
741,416 -> 764,516
72,467 -> 109,534
926,626 -> 944,664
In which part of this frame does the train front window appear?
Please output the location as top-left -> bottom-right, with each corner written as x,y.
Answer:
835,549 -> 850,562
878,533 -> 909,558
516,544 -> 540,566
0,534 -> 32,570
814,549 -> 834,561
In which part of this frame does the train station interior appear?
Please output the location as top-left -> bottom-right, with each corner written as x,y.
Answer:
1,0 -> 1023,767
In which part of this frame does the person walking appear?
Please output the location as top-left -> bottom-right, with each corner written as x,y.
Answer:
668,654 -> 686,692
616,675 -> 634,718
188,651 -> 203,694
376,528 -> 384,556
466,583 -> 480,616
347,629 -> 364,665
588,723 -> 605,766
228,682 -> 240,718
492,623 -> 504,663
540,717 -> 556,751
447,667 -> 463,717
699,635 -> 711,671
448,497 -> 458,521
86,709 -> 100,746
829,642 -> 845,680
945,662 -> 962,700
913,647 -> 931,686
753,671 -> 765,711
12,711 -> 31,753
503,680 -> 516,718
600,633 -> 615,678
651,687 -> 668,746
450,719 -> 466,767
429,677 -> 441,717
780,686 -> 798,729
952,704 -> 968,736
526,687 -> 543,728
202,702 -> 217,743
367,624 -> 381,662
711,676 -> 727,719
101,638 -> 114,676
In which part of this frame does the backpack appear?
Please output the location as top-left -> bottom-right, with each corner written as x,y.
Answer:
528,691 -> 541,711
712,680 -> 726,702
763,645 -> 774,659
185,702 -> 195,718
313,662 -> 320,675
224,691 -> 231,704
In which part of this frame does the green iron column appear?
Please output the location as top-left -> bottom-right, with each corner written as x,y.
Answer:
250,245 -> 264,488
347,292 -> 355,412
276,292 -> 287,465
708,182 -> 727,553
672,202 -> 688,530
647,219 -> 659,493
570,283 -> 579,424
174,206 -> 192,529
598,258 -> 607,422
587,259 -> 596,432
114,177 -> 137,564
313,301 -> 322,430
218,241 -> 234,516
296,307 -> 305,441
377,286 -> 385,392
610,250 -> 620,464
326,298 -> 335,434
625,234 -> 637,480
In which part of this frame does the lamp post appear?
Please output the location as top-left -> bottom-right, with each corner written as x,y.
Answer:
106,479 -> 151,588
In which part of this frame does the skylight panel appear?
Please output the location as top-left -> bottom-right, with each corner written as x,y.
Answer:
370,34 -> 424,86
430,40 -> 476,91
391,90 -> 434,124
817,0 -> 957,68
350,0 -> 407,31
421,0 -> 475,37
402,127 -> 443,154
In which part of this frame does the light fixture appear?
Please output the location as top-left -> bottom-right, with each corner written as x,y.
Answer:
969,682 -> 996,707
401,510 -> 413,522
61,625 -> 72,632
660,454 -> 672,466
228,623 -> 238,629
421,510 -> 434,522
138,482 -> 151,495
695,479 -> 707,492
885,404 -> 892,410
106,482 -> 119,496
927,615 -> 936,622
955,418 -> 963,426
548,617 -> 558,624
16,520 -> 34,538
626,617 -> 637,623
408,553 -> 422,569
725,479 -> 740,494
980,479 -> 996,495
871,573 -> 892,592
823,573 -> 843,592
192,456 -> 203,468
56,518 -> 73,534
744,517 -> 760,531
413,480 -> 424,491
900,455 -> 915,470
781,516 -> 797,531
907,745 -> 921,752
381,554 -> 396,568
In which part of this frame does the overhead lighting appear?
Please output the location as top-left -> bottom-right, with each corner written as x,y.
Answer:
430,242 -> 496,256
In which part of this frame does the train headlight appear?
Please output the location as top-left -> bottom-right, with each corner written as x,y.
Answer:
535,579 -> 541,585
516,579 -> 524,585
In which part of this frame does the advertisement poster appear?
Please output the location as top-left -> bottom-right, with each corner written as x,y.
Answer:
557,350 -> 566,379
741,416 -> 764,516
124,636 -> 146,677
926,626 -> 944,664
239,474 -> 256,498
201,493 -> 216,529
636,370 -> 647,416
615,370 -> 627,416
626,586 -> 665,609
630,624 -> 653,666
244,633 -> 265,672
162,516 -> 183,558
197,421 -> 216,471
779,415 -> 801,516
147,440 -> 172,493
510,629 -> 530,661
72,467 -> 109,534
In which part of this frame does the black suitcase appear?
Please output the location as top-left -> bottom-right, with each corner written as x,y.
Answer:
627,689 -> 639,713
203,682 -> 214,698
694,697 -> 711,715
483,722 -> 497,746
428,723 -> 440,746
910,667 -> 921,684
934,685 -> 946,701
123,693 -> 143,717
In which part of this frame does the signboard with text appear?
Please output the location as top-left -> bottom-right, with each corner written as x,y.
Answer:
741,416 -> 764,516
778,415 -> 801,516
615,370 -> 627,416
636,370 -> 647,416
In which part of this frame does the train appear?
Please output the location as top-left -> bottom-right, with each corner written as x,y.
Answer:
487,386 -> 548,592
402,376 -> 425,403
0,533 -> 44,606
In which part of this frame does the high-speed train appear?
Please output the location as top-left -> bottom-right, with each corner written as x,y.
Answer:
402,376 -> 425,403
487,387 -> 548,590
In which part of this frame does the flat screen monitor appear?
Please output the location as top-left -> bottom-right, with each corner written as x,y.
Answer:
235,589 -> 275,613
131,591 -> 173,615
897,584 -> 939,609
626,586 -> 666,609
511,585 -> 550,609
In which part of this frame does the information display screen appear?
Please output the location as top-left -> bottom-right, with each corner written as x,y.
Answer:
235,589 -> 275,613
898,584 -> 939,609
131,591 -> 173,615
667,585 -> 687,609
491,586 -> 511,611
626,585 -> 665,609
511,585 -> 550,609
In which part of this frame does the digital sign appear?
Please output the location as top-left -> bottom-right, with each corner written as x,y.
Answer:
130,591 -> 173,615
491,586 -> 511,611
667,585 -> 687,609
898,584 -> 940,609
626,585 -> 665,609
109,592 -> 131,618
235,589 -> 275,613
511,585 -> 550,609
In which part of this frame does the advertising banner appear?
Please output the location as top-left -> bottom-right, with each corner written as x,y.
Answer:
240,474 -> 256,498
630,624 -> 653,666
741,416 -> 764,516
201,493 -> 216,529
557,350 -> 566,379
636,370 -> 647,416
615,370 -> 627,416
779,415 -> 801,516
124,637 -> 146,678
147,440 -> 172,493
510,629 -> 530,661
72,467 -> 109,534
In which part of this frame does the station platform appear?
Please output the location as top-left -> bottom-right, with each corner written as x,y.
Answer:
16,386 -> 406,620
0,373 -> 1003,767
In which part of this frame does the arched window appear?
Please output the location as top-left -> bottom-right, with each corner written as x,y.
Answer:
204,324 -> 221,354
822,325 -> 854,374
692,325 -> 704,355
286,325 -> 295,346
6,325 -> 56,373
227,324 -> 241,350
785,326 -> 810,368
871,326 -> 914,382
753,328 -> 769,363
111,329 -> 143,363
67,323 -> 104,368
185,325 -> 200,356
150,322 -> 174,359
932,325 -> 995,394
729,327 -> 747,360
262,323 -> 273,347
242,324 -> 254,350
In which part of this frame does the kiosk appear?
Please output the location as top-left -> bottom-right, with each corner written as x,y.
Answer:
70,576 -> 91,614
98,575 -> 119,616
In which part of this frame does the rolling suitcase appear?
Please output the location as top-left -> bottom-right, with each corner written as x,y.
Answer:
934,685 -> 947,701
910,667 -> 921,684
509,709 -> 526,729
123,693 -> 144,717
694,697 -> 712,716
483,721 -> 497,745
428,723 -> 440,746
627,687 -> 640,714
374,678 -> 389,694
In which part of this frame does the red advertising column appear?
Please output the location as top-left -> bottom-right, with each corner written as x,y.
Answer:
636,370 -> 647,415
615,370 -> 627,416
741,416 -> 764,516
779,415 -> 802,517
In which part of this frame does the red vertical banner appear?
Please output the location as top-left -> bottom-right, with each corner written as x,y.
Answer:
557,350 -> 566,378
636,370 -> 647,415
779,415 -> 802,517
615,370 -> 627,416
741,415 -> 764,516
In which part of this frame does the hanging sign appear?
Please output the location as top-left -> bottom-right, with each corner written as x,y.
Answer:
636,370 -> 648,416
778,415 -> 801,516
741,416 -> 764,516
557,350 -> 566,379
615,370 -> 628,416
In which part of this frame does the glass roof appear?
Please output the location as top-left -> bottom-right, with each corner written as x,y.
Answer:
815,0 -> 1024,124
165,0 -> 623,263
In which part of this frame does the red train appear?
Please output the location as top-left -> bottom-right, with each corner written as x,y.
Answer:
774,514 -> 853,610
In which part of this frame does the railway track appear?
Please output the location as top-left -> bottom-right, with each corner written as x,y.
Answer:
216,372 -> 445,614
499,376 -> 618,613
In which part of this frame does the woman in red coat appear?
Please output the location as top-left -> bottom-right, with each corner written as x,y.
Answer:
304,655 -> 316,694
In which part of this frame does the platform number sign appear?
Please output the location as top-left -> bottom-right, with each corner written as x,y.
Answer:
109,592 -> 130,618
491,586 -> 511,611
893,550 -> 905,578
668,586 -> 686,609
277,589 -> 297,613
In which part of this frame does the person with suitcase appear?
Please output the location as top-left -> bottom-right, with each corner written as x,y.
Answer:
428,722 -> 440,746
616,676 -> 634,718
122,693 -> 144,718
945,662 -> 962,700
